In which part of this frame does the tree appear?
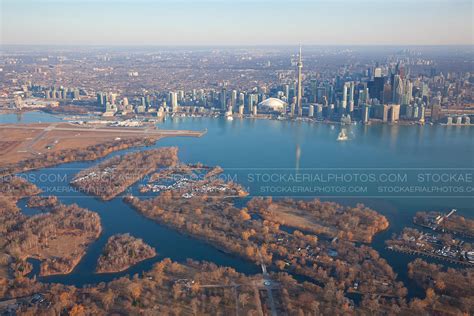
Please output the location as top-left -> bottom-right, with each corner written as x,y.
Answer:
191,298 -> 200,315
435,280 -> 446,291
210,296 -> 222,311
128,282 -> 142,302
239,293 -> 249,307
59,291 -> 71,308
172,283 -> 182,300
241,230 -> 252,240
425,288 -> 436,303
69,304 -> 85,316
245,246 -> 254,258
190,281 -> 201,294
275,260 -> 286,270
101,289 -> 115,310
240,209 -> 251,221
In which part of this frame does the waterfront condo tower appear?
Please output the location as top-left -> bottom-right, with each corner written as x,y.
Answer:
297,45 -> 303,116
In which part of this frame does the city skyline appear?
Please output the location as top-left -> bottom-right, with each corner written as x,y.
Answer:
1,0 -> 473,46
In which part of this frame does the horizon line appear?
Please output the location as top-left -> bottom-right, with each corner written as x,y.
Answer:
2,43 -> 473,48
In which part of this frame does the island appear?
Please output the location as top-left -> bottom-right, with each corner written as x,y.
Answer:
247,197 -> 389,243
71,147 -> 179,200
27,195 -> 59,210
0,176 -> 41,199
0,176 -> 41,278
8,202 -> 102,276
0,177 -> 102,277
96,234 -> 157,273
124,162 -> 406,299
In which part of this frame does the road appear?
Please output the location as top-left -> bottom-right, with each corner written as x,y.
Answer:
258,250 -> 278,316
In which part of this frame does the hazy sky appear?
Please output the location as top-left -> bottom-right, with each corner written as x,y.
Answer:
1,0 -> 473,45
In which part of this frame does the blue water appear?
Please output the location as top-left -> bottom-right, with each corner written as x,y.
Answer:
20,159 -> 260,286
0,111 -> 62,124
5,112 -> 473,298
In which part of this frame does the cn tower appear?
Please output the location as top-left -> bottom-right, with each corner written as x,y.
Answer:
296,45 -> 303,116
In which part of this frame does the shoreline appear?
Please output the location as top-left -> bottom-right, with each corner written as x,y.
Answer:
95,254 -> 157,274
0,125 -> 206,176
3,108 -> 470,128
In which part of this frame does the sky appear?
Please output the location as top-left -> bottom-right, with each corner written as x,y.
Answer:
1,0 -> 473,46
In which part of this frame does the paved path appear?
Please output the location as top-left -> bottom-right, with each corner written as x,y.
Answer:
258,251 -> 278,316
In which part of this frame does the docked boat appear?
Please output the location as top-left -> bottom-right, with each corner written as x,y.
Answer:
337,128 -> 348,141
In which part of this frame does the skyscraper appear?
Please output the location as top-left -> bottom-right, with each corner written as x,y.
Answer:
348,82 -> 355,113
296,45 -> 303,116
97,92 -> 104,106
283,84 -> 290,100
392,75 -> 403,104
374,67 -> 382,78
363,104 -> 370,124
170,91 -> 178,112
341,83 -> 348,111
231,90 -> 237,109
402,79 -> 413,105
220,88 -> 227,110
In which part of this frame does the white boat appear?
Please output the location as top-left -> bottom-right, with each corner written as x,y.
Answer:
225,110 -> 233,120
337,128 -> 348,141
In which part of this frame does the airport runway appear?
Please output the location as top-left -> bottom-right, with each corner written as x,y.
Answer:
0,123 -> 207,137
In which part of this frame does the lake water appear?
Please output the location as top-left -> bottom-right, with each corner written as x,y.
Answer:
0,111 -> 63,124
3,112 -> 473,299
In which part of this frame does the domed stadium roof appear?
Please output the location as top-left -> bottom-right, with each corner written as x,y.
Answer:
258,98 -> 287,112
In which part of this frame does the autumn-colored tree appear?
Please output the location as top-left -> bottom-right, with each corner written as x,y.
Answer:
435,280 -> 446,291
241,230 -> 253,240
101,289 -> 115,310
190,281 -> 201,294
128,282 -> 142,302
425,288 -> 436,303
59,291 -> 71,308
172,283 -> 182,300
191,297 -> 200,315
240,209 -> 251,221
275,260 -> 286,270
69,304 -> 85,316
238,293 -> 249,307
